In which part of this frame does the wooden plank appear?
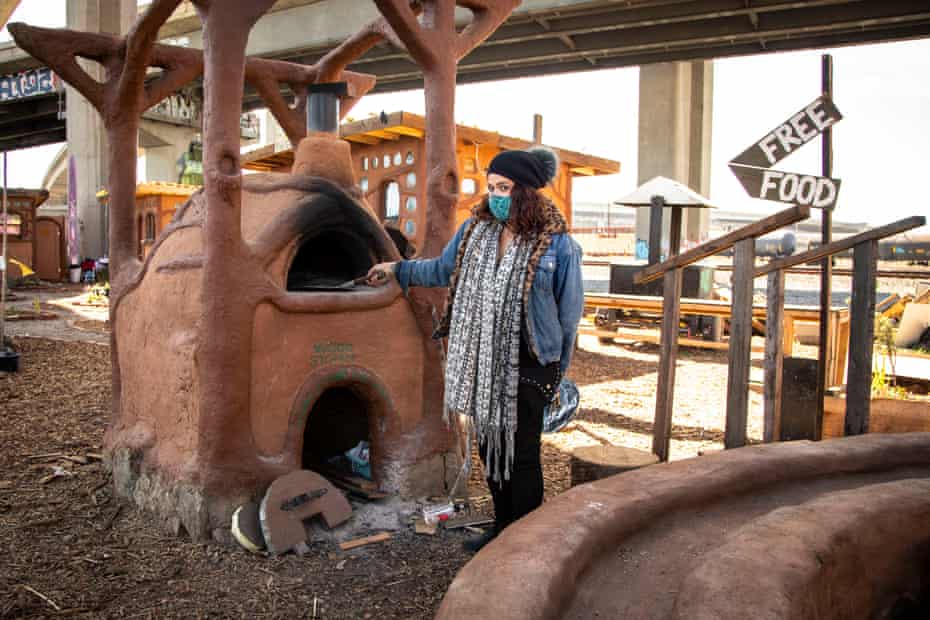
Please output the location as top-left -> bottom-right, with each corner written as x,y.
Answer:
653,269 -> 683,462
783,315 -> 795,356
635,205 -> 810,284
577,326 -> 766,352
832,315 -> 851,387
387,125 -> 425,138
0,1 -> 23,30
338,532 -> 392,550
364,129 -> 401,141
763,271 -> 785,443
584,293 -> 844,322
343,134 -> 381,145
845,240 -> 878,436
725,238 -> 755,449
648,203 -> 663,265
686,264 -> 930,280
570,166 -> 596,176
755,215 -> 926,278
669,206 -> 683,256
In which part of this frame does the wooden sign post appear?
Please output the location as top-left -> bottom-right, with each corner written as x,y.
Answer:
730,74 -> 843,442
729,95 -> 843,209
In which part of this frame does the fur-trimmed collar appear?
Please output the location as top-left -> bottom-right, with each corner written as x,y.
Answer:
432,199 -> 568,340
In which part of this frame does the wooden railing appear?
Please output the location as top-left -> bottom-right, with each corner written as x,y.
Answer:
635,206 -> 926,462
754,215 -> 926,441
634,205 -> 811,461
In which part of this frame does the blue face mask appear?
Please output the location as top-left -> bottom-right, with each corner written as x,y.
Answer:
489,194 -> 512,221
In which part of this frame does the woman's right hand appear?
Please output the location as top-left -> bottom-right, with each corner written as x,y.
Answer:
365,262 -> 396,286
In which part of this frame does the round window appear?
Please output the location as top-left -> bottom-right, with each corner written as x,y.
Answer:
406,172 -> 416,188
404,220 -> 416,236
372,156 -> 380,169
383,154 -> 391,168
393,152 -> 402,166
405,196 -> 417,212
362,157 -> 369,171
405,151 -> 415,164
360,177 -> 369,192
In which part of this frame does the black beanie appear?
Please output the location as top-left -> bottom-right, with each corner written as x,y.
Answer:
487,147 -> 558,189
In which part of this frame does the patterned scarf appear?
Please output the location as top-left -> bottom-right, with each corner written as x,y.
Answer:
443,219 -> 533,482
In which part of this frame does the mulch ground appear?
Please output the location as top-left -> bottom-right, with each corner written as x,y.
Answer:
0,332 -> 782,619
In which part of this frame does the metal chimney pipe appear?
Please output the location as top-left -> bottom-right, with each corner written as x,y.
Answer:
307,82 -> 348,134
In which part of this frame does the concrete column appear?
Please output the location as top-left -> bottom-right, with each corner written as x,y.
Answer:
65,0 -> 136,259
636,60 -> 713,259
138,121 -> 200,183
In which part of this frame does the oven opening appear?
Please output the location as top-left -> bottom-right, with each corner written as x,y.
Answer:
302,387 -> 372,482
287,230 -> 375,291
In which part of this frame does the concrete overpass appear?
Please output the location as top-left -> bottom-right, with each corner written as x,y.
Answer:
1,0 -> 929,257
4,0 -> 930,151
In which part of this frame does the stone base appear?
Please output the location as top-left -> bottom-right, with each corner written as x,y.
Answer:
109,446 -> 461,544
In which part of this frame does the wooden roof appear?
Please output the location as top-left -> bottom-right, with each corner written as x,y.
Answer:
242,111 -> 620,177
96,182 -> 200,199
3,187 -> 50,208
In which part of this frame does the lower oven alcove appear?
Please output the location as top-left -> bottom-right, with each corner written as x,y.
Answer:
302,386 -> 373,484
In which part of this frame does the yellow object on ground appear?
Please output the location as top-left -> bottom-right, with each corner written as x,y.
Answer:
8,258 -> 35,278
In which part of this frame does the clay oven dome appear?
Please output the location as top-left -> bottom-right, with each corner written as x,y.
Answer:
109,134 -> 455,539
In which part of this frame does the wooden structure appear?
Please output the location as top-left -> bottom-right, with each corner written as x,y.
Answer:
11,0 -> 526,540
242,111 -> 619,253
581,293 -> 850,380
0,188 -> 65,281
754,215 -> 927,440
97,182 -> 199,259
637,205 -> 926,461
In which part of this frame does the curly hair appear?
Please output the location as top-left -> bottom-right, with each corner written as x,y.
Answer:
472,183 -> 547,238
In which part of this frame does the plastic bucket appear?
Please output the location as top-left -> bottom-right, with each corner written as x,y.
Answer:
69,267 -> 81,283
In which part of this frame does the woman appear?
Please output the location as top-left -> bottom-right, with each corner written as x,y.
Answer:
367,146 -> 584,552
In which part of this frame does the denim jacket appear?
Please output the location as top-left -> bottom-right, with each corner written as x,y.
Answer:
394,219 -> 585,374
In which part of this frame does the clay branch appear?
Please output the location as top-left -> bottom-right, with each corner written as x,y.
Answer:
455,0 -> 520,60
374,0 -> 436,67
7,23 -> 108,111
120,0 -> 185,100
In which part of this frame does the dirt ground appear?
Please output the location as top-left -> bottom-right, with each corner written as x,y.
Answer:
0,282 -> 763,619
0,268 -> 923,618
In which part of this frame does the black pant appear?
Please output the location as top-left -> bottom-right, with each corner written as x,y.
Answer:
479,381 -> 547,533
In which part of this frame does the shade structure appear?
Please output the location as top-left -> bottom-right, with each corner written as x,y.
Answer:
614,176 -> 716,208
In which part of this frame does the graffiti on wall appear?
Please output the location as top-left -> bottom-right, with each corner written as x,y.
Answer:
144,92 -> 259,140
0,67 -> 57,102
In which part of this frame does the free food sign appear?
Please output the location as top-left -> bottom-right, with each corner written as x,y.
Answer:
729,96 -> 842,209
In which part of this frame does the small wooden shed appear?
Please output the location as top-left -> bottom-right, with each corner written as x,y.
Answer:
242,111 -> 619,252
97,182 -> 199,259
1,188 -> 61,281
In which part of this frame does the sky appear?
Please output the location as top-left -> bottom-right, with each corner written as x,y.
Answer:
2,2 -> 929,233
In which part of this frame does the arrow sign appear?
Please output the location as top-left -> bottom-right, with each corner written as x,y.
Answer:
731,95 -> 842,168
729,164 -> 841,210
730,95 -> 843,209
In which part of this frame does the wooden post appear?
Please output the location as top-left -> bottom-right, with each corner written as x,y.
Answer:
653,268 -> 682,462
816,53 -> 834,442
845,240 -> 878,436
533,113 -> 543,143
764,270 -> 785,442
669,206 -> 683,256
782,314 -> 795,356
648,195 -> 664,265
725,238 -> 755,449
832,315 -> 851,387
